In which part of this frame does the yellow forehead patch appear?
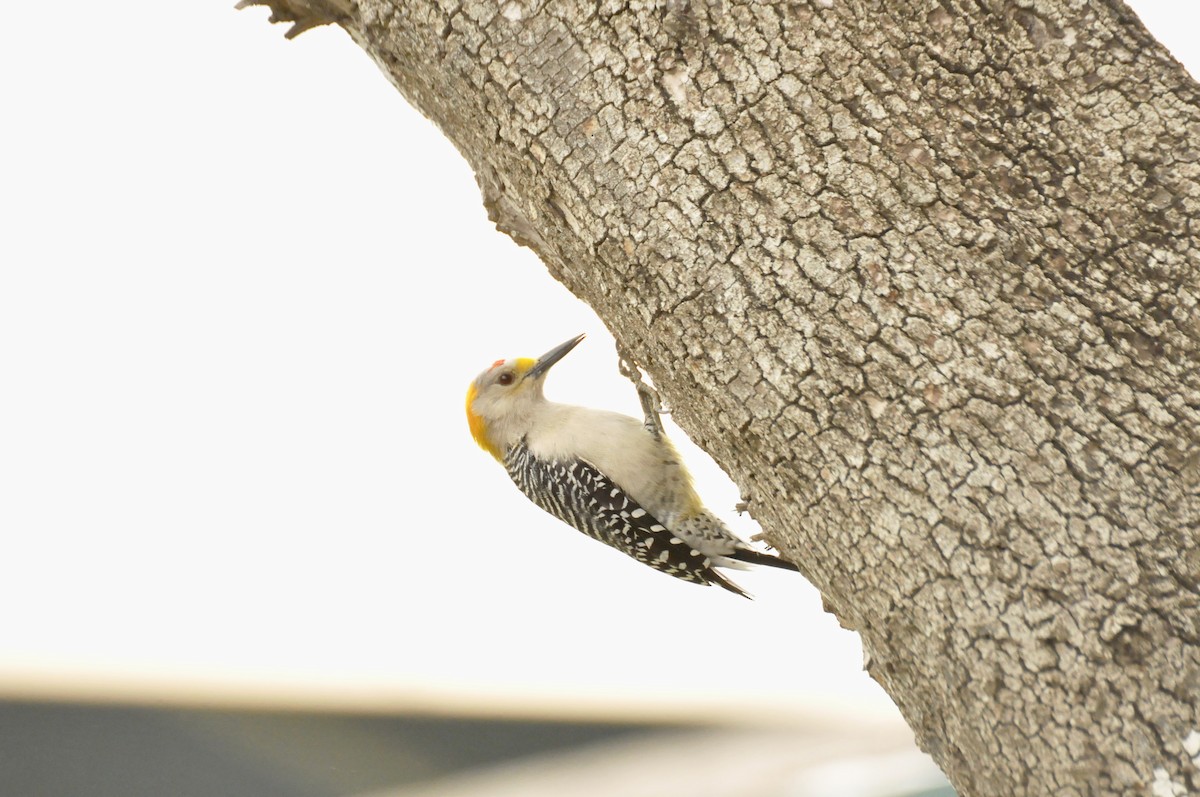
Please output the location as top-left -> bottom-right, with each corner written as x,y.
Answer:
485,357 -> 535,375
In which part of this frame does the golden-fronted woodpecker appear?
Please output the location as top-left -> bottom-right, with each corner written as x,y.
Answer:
465,333 -> 797,598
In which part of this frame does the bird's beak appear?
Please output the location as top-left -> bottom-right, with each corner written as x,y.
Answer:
526,333 -> 586,380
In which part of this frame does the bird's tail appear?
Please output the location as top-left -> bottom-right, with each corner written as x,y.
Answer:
730,548 -> 800,572
710,570 -> 753,600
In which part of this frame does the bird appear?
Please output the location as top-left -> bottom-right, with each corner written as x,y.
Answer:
465,333 -> 798,598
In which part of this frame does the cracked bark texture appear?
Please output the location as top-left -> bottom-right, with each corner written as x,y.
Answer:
248,1 -> 1200,795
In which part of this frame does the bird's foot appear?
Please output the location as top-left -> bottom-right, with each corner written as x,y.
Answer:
617,348 -> 668,439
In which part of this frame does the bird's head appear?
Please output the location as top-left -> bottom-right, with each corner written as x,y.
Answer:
465,333 -> 585,460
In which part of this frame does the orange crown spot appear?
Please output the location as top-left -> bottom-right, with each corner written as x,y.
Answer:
491,359 -> 506,369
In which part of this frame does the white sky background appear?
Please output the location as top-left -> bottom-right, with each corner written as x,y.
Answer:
0,2 -> 1195,722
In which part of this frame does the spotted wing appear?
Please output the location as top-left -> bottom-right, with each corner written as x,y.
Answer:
504,443 -> 747,596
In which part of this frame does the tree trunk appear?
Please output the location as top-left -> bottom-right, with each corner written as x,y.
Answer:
245,1 -> 1200,794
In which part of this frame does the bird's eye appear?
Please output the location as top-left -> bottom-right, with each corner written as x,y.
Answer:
497,372 -> 515,386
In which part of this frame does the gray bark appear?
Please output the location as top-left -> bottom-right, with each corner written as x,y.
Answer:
244,2 -> 1200,795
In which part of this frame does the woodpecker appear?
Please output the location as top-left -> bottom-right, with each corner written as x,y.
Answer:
465,333 -> 798,598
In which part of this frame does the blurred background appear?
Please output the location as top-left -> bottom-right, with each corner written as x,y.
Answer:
0,2 -> 1193,795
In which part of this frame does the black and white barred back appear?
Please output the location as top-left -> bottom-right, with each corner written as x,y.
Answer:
504,441 -> 748,596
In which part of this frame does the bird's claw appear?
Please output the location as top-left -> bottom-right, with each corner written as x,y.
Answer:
617,348 -> 667,439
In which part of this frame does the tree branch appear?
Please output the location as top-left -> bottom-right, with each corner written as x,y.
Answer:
245,2 -> 1200,795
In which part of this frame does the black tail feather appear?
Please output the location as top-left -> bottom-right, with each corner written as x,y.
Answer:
710,570 -> 753,600
730,548 -> 800,572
